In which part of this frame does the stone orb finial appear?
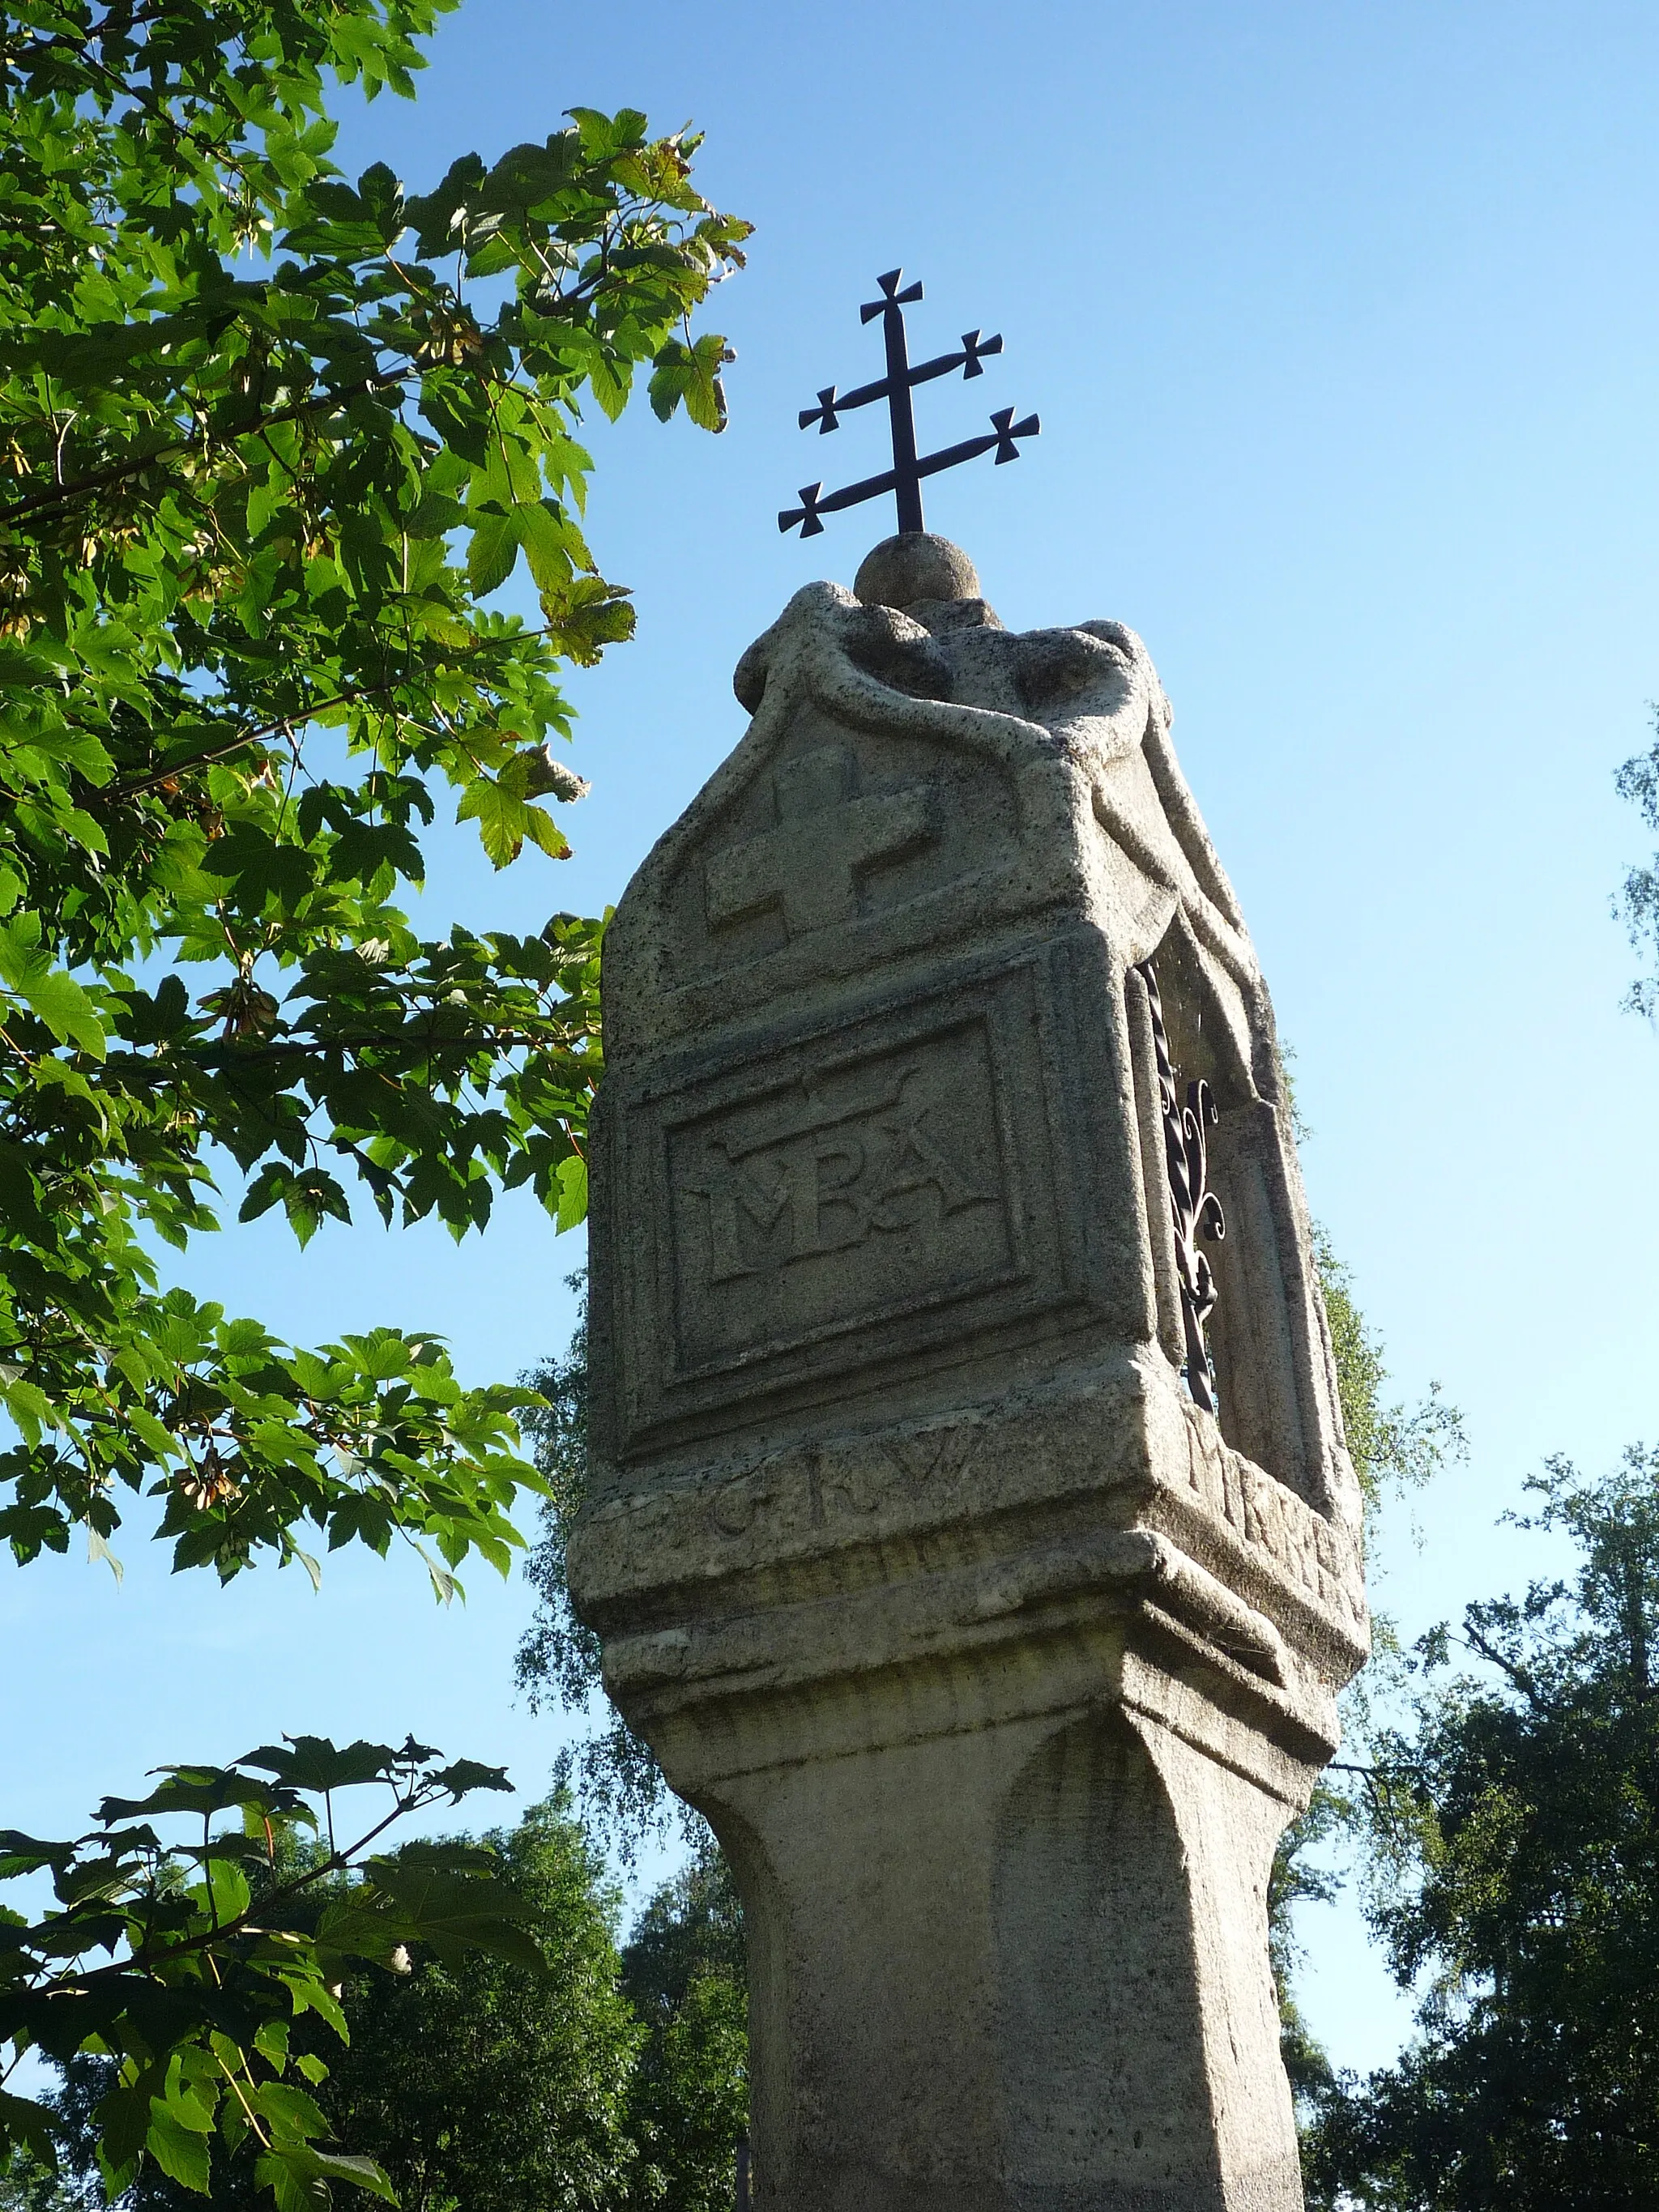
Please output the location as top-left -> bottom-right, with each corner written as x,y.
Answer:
853,533 -> 981,611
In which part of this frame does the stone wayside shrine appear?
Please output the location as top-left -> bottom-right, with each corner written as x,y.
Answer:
567,274 -> 1369,2210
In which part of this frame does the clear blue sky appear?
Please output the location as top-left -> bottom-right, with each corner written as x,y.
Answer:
6,0 -> 1659,2078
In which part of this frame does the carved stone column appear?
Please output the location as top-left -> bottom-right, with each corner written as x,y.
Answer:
569,535 -> 1367,2211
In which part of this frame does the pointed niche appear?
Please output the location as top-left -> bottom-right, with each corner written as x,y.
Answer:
1124,923 -> 1329,1509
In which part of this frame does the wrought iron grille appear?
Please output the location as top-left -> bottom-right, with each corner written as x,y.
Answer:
1134,958 -> 1226,1413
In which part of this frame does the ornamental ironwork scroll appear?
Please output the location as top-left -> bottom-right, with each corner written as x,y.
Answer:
1134,958 -> 1226,1414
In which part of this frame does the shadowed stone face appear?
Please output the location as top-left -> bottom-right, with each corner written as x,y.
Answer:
571,540 -> 1368,2210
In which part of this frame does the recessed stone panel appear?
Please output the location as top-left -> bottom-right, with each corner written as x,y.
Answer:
666,1012 -> 1020,1376
607,952 -> 1091,1456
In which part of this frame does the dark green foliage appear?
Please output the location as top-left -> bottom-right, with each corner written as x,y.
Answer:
313,1805 -> 643,2212
620,1838 -> 745,2019
0,2150 -> 86,2211
516,1287 -> 681,1855
1302,1449 -> 1659,2210
513,1319 -> 751,2203
46,1804 -> 748,2212
1616,719 -> 1659,1016
619,1841 -> 748,2212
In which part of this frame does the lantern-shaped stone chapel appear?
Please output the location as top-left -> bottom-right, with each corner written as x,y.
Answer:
569,531 -> 1368,2212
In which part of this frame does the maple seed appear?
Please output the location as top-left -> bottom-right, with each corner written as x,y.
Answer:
178,1443 -> 240,1511
200,977 -> 280,1041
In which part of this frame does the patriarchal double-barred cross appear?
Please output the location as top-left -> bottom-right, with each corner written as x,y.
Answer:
778,268 -> 1039,539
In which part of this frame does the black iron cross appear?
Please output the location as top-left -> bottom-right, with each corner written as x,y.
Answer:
778,269 -> 1039,539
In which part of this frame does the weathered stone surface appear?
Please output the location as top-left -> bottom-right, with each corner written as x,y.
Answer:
853,530 -> 983,610
571,543 -> 1368,2209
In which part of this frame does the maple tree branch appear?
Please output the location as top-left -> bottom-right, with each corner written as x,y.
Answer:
0,366 -> 412,531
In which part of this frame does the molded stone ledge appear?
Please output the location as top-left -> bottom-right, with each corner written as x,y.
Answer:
603,1527 -> 1287,1702
569,1349 -> 1368,1688
599,1507 -> 1344,1773
623,1586 -> 1338,1812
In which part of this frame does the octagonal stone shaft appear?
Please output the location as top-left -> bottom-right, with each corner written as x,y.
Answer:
644,1623 -> 1320,2210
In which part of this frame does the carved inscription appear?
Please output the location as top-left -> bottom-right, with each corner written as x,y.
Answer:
1179,1404 -> 1364,1629
702,1423 -> 983,1547
880,1425 -> 979,1492
667,1018 -> 1018,1376
693,1067 -> 989,1285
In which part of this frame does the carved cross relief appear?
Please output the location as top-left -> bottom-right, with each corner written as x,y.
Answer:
703,744 -> 936,937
